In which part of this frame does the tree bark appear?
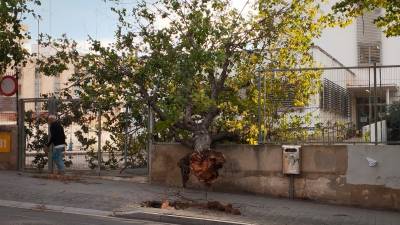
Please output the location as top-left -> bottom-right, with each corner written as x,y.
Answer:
193,130 -> 211,152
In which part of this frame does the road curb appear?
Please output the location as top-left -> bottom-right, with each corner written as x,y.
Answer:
115,210 -> 256,225
0,199 -> 112,217
0,199 -> 255,225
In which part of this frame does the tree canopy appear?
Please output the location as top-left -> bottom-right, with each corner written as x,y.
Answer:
331,0 -> 400,37
0,0 -> 40,73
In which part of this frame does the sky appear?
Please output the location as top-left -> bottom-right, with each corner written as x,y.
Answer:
24,0 -> 249,52
24,0 -> 121,51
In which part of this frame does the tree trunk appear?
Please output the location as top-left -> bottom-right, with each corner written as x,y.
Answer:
193,130 -> 211,152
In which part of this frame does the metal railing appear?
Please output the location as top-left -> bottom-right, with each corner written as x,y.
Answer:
256,64 -> 400,145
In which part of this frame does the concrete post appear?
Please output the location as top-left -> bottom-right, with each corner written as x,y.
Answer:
386,89 -> 390,105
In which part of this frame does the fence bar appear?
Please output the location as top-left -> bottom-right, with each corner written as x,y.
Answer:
47,97 -> 56,173
124,106 -> 128,168
147,105 -> 154,181
379,68 -> 383,143
16,69 -> 20,169
369,68 -> 372,143
97,110 -> 102,176
17,99 -> 25,170
262,64 -> 400,73
257,74 -> 262,144
263,73 -> 267,143
373,63 -> 378,145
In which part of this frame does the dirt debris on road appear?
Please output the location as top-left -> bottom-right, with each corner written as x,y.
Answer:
141,199 -> 241,215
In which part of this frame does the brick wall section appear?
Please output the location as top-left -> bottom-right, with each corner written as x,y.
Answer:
0,97 -> 16,111
0,97 -> 17,123
150,143 -> 400,211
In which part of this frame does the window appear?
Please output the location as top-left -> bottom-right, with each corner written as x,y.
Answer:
320,78 -> 350,117
358,43 -> 381,65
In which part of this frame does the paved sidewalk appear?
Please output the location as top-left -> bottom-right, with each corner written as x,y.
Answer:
0,171 -> 399,225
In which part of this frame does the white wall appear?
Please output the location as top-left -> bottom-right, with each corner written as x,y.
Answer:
315,0 -> 400,67
315,25 -> 358,67
382,36 -> 400,65
347,145 -> 400,189
362,120 -> 387,142
314,0 -> 358,66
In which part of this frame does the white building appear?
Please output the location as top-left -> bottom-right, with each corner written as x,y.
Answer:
308,7 -> 400,142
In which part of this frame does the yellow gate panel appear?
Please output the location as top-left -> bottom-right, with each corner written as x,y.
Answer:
0,132 -> 11,153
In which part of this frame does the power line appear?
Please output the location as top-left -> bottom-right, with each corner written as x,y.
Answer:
239,0 -> 250,16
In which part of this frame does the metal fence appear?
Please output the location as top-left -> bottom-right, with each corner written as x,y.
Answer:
257,64 -> 400,145
7,64 -> 400,175
18,97 -> 149,173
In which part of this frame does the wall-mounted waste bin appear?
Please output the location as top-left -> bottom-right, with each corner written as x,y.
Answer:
282,145 -> 301,175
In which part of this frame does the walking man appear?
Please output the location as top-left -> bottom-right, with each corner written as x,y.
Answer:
46,115 -> 66,175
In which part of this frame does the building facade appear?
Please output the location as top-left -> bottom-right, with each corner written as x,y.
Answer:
311,7 -> 400,142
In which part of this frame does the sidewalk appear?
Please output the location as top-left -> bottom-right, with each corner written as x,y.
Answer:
0,171 -> 398,225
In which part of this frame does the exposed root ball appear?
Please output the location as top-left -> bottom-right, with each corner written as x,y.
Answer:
189,150 -> 226,186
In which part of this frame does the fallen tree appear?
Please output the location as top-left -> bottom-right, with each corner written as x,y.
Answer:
37,0 -> 326,186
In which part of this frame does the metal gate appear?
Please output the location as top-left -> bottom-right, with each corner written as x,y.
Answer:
18,97 -> 149,175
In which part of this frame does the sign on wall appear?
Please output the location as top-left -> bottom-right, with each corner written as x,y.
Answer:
0,132 -> 11,153
0,76 -> 18,96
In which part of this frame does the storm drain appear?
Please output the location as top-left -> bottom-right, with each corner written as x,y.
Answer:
115,211 -> 255,225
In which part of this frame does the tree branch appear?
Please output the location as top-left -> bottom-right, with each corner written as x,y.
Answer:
136,78 -> 196,132
208,70 -> 217,99
202,106 -> 219,128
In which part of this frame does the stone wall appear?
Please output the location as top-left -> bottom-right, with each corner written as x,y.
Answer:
0,125 -> 18,170
150,143 -> 400,210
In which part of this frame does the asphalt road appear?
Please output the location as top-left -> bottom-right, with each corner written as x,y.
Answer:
0,206 -> 174,225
